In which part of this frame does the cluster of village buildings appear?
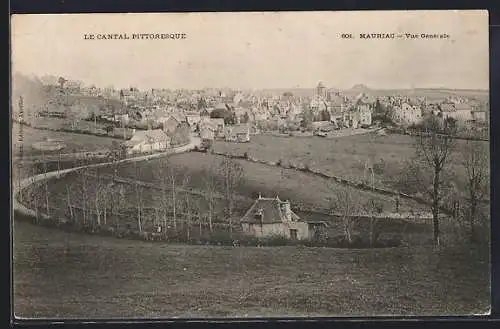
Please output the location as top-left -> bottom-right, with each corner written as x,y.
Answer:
17,76 -> 489,241
27,77 -> 489,155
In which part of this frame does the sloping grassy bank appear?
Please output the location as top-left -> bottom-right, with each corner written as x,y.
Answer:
13,219 -> 489,318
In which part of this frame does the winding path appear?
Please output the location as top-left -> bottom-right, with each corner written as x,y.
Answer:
13,136 -> 201,219
12,150 -> 110,164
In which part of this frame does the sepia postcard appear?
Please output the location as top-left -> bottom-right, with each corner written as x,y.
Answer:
11,10 -> 490,319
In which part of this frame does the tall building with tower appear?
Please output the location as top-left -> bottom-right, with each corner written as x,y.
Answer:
316,81 -> 327,99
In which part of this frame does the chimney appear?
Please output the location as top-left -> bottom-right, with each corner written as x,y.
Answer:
282,200 -> 292,221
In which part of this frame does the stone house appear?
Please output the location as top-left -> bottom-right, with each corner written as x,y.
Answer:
210,118 -> 226,137
441,103 -> 474,122
471,109 -> 487,123
240,195 -> 328,241
124,129 -> 171,154
200,126 -> 215,149
392,102 -> 423,125
355,102 -> 373,126
185,112 -> 202,129
225,123 -> 251,142
162,113 -> 187,136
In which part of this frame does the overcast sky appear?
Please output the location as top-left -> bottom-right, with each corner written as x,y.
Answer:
11,10 -> 489,90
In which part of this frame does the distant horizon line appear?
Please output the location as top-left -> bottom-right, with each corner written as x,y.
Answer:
14,72 -> 489,93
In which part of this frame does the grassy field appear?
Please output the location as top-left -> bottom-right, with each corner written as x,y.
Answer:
94,152 -> 427,214
12,123 -> 118,157
21,171 -> 435,246
212,133 -> 489,195
13,219 -> 490,318
28,117 -> 110,133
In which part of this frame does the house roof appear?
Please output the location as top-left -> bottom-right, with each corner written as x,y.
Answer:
215,103 -> 227,110
199,117 -> 225,130
210,118 -> 225,126
166,112 -> 186,123
151,109 -> 169,119
229,123 -> 250,134
240,196 -> 300,224
130,129 -> 169,143
455,103 -> 472,111
440,103 -> 456,112
163,116 -> 181,131
330,110 -> 344,117
239,100 -> 253,108
200,128 -> 215,140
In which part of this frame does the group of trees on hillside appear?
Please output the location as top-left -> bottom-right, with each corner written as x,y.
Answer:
22,154 -> 247,241
149,156 -> 245,239
399,116 -> 489,245
330,115 -> 489,248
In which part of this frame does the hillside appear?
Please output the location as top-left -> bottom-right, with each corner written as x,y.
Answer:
11,73 -> 124,120
348,84 -> 371,92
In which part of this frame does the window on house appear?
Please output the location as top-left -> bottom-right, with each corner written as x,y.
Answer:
289,229 -> 298,240
254,208 -> 264,222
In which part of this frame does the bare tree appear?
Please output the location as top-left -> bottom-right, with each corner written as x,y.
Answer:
219,157 -> 245,237
79,167 -> 90,225
461,140 -> 489,242
115,183 -> 128,231
329,186 -> 362,244
133,162 -> 143,232
196,200 -> 204,238
41,153 -> 50,218
202,166 -> 218,232
91,168 -> 105,227
181,170 -> 192,241
102,181 -> 115,226
66,184 -> 74,221
153,157 -> 170,234
363,198 -> 384,247
168,163 -> 179,232
413,117 -> 456,247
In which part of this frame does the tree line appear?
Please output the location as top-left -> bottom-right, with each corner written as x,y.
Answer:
20,154 -> 246,241
332,115 -> 489,247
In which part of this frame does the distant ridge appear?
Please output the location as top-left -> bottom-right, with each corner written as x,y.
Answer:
349,84 -> 371,92
413,87 -> 489,93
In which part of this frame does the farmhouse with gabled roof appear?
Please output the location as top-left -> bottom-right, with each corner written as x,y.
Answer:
124,128 -> 170,154
240,194 -> 327,241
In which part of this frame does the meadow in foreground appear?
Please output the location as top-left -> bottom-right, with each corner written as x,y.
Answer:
13,219 -> 489,318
